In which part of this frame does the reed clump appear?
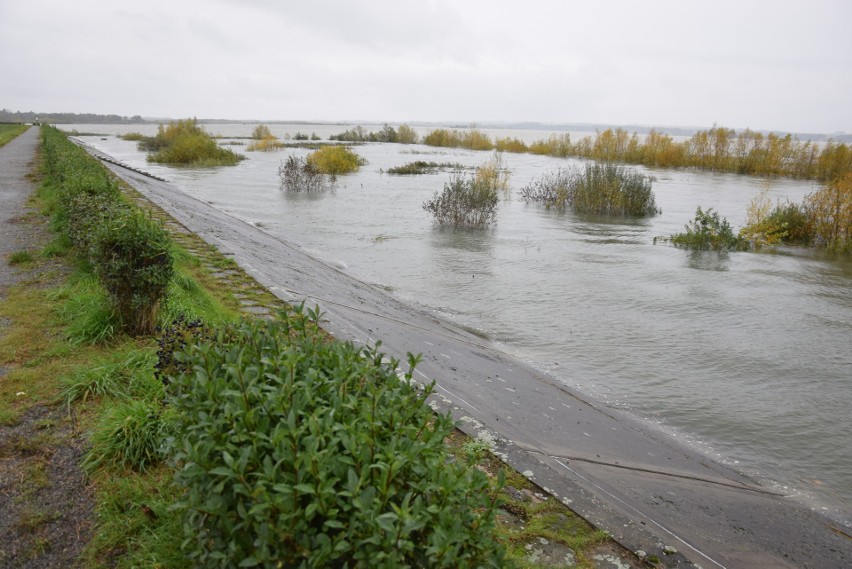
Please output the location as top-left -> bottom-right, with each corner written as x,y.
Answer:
521,164 -> 658,216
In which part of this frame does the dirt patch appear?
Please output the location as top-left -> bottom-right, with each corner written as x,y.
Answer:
0,406 -> 94,568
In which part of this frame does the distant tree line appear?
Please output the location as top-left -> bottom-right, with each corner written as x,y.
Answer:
421,126 -> 852,183
330,124 -> 419,144
0,109 -> 146,124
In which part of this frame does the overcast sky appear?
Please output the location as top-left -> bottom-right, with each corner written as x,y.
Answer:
2,0 -> 850,133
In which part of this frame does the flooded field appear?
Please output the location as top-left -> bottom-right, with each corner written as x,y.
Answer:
70,123 -> 852,523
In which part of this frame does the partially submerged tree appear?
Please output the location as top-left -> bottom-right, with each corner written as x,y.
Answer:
278,155 -> 334,192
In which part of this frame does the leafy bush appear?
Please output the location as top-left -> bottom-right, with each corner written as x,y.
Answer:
521,164 -> 658,216
668,207 -> 746,251
740,188 -> 810,247
166,308 -> 503,568
140,119 -> 244,166
120,132 -> 146,141
278,155 -> 335,192
805,173 -> 852,252
66,192 -> 130,254
423,174 -> 500,228
306,145 -> 364,176
154,315 -> 213,385
92,208 -> 174,336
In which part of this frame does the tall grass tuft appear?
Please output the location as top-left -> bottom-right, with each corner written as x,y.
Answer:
55,273 -> 120,345
61,347 -> 159,406
572,163 -> 658,216
83,399 -> 172,473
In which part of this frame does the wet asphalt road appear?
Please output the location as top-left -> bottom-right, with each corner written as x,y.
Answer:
81,142 -> 851,569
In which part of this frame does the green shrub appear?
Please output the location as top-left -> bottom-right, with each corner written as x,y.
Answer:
668,207 -> 747,251
306,145 -> 364,176
166,308 -> 504,568
83,399 -> 172,473
154,315 -> 214,385
423,174 -> 500,228
66,192 -> 130,254
120,132 -> 146,141
141,119 -> 244,166
92,209 -> 174,336
767,202 -> 811,244
278,155 -> 335,192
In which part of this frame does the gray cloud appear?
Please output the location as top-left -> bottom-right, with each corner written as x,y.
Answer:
1,0 -> 850,132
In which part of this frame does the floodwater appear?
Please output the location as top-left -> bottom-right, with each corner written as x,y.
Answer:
69,123 -> 852,523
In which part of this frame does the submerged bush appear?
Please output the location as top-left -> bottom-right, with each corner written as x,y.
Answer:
166,308 -> 503,567
247,124 -> 284,152
306,145 -> 364,176
140,119 -> 244,166
423,174 -> 500,228
668,207 -> 746,251
572,163 -> 658,215
521,163 -> 658,216
739,188 -> 810,247
386,161 -> 465,175
519,168 -> 573,209
278,155 -> 335,192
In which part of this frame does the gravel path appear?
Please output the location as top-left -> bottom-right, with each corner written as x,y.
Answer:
0,127 -> 93,569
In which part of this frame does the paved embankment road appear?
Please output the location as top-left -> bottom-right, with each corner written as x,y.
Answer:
81,142 -> 851,569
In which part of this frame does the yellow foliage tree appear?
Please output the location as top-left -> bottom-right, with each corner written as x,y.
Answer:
805,173 -> 852,252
